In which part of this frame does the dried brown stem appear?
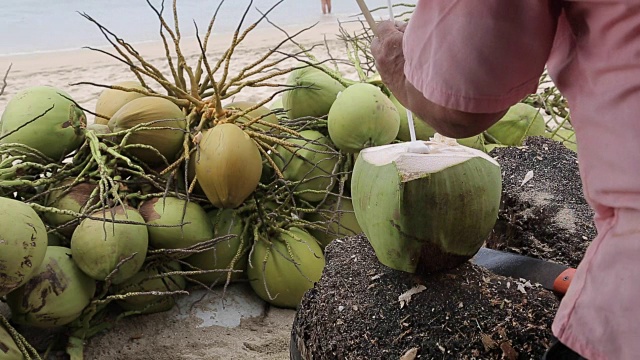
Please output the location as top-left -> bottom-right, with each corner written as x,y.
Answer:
0,63 -> 11,96
195,0 -> 226,89
147,0 -> 184,91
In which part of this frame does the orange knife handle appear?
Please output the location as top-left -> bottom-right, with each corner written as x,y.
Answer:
553,268 -> 576,295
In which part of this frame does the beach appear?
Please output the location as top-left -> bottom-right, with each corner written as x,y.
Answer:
0,4 -> 386,359
0,18 -> 366,117
0,0 -> 417,115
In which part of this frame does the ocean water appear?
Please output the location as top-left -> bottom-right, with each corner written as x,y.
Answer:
0,0 -> 416,56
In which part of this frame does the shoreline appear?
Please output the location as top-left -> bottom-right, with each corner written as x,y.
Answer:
0,19 -> 362,74
0,19 -> 364,114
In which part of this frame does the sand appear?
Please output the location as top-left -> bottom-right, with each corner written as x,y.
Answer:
0,16 -> 363,360
0,17 -> 363,115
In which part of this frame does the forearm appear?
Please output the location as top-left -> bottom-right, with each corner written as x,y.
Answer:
394,78 -> 508,139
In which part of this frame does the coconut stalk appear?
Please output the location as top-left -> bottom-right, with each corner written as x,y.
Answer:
0,315 -> 42,360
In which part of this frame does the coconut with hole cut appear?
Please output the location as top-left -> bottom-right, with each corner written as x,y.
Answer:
351,137 -> 501,275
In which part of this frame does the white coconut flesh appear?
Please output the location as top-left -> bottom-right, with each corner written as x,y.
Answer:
360,140 -> 499,182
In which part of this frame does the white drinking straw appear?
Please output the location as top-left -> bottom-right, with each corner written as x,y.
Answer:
356,0 -> 429,152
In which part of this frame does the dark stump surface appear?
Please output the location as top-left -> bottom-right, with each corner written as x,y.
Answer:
293,234 -> 558,360
293,136 -> 597,359
488,137 -> 595,268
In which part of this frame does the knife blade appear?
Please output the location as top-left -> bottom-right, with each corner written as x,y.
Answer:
471,247 -> 575,295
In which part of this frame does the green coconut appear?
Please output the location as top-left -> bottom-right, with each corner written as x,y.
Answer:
248,227 -> 325,308
0,197 -> 48,297
328,83 -> 400,153
224,101 -> 279,142
44,179 -> 98,237
456,134 -> 487,152
0,323 -> 23,360
306,195 -> 362,248
273,130 -> 338,203
108,96 -> 186,165
282,64 -> 346,119
185,209 -> 250,285
113,261 -> 186,315
0,86 -> 86,160
548,127 -> 577,152
6,246 -> 96,328
486,103 -> 546,146
94,81 -> 146,125
195,123 -> 262,208
71,205 -> 148,284
351,138 -> 502,274
139,197 -> 212,251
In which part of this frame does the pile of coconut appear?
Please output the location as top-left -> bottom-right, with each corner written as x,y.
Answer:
0,5 -> 576,358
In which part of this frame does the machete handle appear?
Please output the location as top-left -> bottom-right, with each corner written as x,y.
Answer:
553,268 -> 576,295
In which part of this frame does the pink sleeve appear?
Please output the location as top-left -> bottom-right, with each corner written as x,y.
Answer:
403,1 -> 559,113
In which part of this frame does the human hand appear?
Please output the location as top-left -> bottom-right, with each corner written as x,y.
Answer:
371,20 -> 408,96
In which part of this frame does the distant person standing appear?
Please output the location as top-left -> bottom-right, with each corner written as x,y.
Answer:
321,0 -> 332,14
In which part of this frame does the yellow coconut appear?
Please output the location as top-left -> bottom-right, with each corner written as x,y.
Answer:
108,96 -> 186,165
194,123 -> 262,208
86,123 -> 112,135
94,81 -> 146,125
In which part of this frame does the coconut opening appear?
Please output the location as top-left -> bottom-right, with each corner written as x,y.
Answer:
360,138 -> 499,181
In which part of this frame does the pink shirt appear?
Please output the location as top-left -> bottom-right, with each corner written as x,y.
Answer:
403,2 -> 640,359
